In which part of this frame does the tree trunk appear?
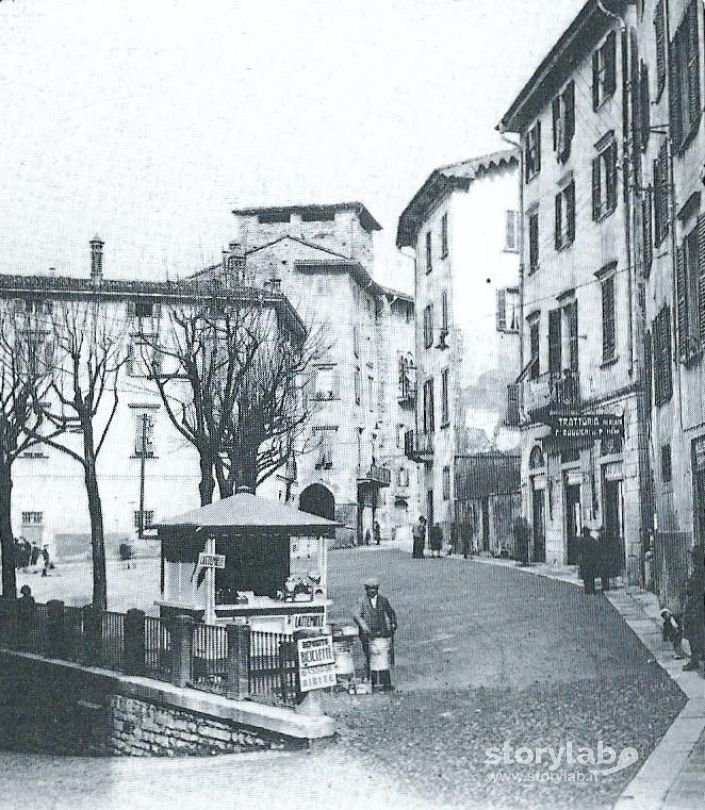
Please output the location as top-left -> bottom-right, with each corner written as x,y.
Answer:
199,452 -> 215,506
83,422 -> 107,611
0,460 -> 17,599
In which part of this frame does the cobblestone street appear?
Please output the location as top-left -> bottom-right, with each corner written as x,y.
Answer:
2,546 -> 689,809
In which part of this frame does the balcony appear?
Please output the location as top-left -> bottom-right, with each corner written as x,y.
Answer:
404,429 -> 433,462
524,371 -> 580,420
397,383 -> 416,406
357,465 -> 391,487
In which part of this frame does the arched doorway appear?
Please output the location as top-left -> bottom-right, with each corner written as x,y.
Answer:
299,484 -> 335,522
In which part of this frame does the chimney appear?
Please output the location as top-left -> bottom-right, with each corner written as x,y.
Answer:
89,235 -> 104,284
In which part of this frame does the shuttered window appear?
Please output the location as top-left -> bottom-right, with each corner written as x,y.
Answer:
669,0 -> 702,152
496,289 -> 507,331
548,309 -> 562,377
601,277 -> 616,362
653,306 -> 673,406
423,304 -> 433,348
639,62 -> 651,150
642,186 -> 654,276
566,301 -> 579,374
529,321 -> 540,379
528,211 -> 540,273
525,121 -> 541,182
592,138 -> 618,221
425,231 -> 433,274
653,142 -> 670,246
423,378 -> 435,434
654,0 -> 666,98
441,368 -> 449,426
552,81 -> 575,161
592,31 -> 617,109
644,329 -> 653,417
675,217 -> 705,361
440,213 -> 449,258
555,180 -> 576,250
506,383 -> 521,427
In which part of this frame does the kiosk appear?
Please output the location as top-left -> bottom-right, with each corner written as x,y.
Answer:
156,490 -> 339,631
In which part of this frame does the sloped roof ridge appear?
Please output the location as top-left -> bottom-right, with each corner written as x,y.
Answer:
436,148 -> 519,177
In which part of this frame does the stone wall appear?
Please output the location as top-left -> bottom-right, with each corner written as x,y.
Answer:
0,650 -> 331,757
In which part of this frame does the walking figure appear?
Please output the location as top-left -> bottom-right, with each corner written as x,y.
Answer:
41,545 -> 50,577
353,576 -> 397,691
412,516 -> 427,559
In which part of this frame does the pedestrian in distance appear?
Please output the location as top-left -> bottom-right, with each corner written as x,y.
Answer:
461,522 -> 474,559
16,584 -> 36,650
682,543 -> 704,673
352,576 -> 397,691
579,525 -> 598,595
30,541 -> 41,568
597,525 -> 619,591
41,544 -> 50,577
373,520 -> 381,546
430,523 -> 443,558
412,516 -> 427,559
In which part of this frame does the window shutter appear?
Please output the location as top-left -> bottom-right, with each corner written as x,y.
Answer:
565,82 -> 575,143
548,309 -> 562,376
602,278 -> 615,361
552,97 -> 560,151
535,120 -> 541,175
506,384 -> 521,427
640,63 -> 651,149
642,186 -> 653,276
676,245 -> 688,357
607,142 -> 619,211
686,4 -> 701,129
592,156 -> 602,220
698,214 -> 705,345
592,49 -> 600,110
127,300 -> 136,317
605,32 -> 617,97
496,289 -> 507,331
654,0 -> 666,95
555,193 -> 562,250
567,302 -> 579,374
644,330 -> 653,414
567,183 -> 576,243
669,39 -> 682,147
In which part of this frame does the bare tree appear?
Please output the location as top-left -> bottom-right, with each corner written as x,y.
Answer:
32,297 -> 128,611
142,290 -> 322,505
0,305 -> 54,598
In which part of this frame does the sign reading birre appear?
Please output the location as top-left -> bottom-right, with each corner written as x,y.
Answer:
548,411 -> 624,440
296,634 -> 336,692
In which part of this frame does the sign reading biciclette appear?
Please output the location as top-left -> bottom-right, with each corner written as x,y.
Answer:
197,552 -> 226,569
548,411 -> 624,440
296,634 -> 336,692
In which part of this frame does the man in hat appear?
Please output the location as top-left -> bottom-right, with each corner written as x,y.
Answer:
352,576 -> 397,690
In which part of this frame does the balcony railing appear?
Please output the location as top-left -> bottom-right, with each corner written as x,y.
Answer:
524,371 -> 580,419
357,465 -> 391,487
397,383 -> 416,406
404,429 -> 433,462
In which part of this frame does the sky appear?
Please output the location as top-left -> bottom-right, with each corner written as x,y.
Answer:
0,0 -> 587,293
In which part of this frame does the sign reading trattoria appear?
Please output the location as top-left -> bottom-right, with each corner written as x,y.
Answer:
548,411 -> 624,440
296,634 -> 337,692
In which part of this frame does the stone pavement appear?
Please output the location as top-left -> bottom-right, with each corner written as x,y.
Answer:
465,552 -> 705,810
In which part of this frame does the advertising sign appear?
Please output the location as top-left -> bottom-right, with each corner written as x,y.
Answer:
296,633 -> 337,692
197,552 -> 226,569
548,411 -> 623,440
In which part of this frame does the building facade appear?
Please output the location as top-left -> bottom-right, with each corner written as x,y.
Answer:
396,151 -> 522,553
637,0 -> 705,605
198,203 -> 420,545
2,240 -> 304,561
499,0 -> 652,582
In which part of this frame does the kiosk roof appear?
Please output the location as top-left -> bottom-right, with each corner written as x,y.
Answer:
157,492 -> 340,531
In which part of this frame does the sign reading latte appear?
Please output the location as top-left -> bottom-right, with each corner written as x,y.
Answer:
549,411 -> 624,439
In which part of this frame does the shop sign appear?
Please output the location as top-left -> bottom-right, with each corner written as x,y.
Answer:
548,411 -> 623,440
297,634 -> 337,692
197,552 -> 225,569
291,613 -> 325,629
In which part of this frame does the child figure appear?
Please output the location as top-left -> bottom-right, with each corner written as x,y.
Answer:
660,608 -> 684,659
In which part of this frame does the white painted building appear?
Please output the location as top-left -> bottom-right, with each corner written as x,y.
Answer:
396,151 -> 521,553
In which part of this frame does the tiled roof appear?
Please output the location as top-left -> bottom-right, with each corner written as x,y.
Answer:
157,491 -> 340,533
396,149 -> 519,248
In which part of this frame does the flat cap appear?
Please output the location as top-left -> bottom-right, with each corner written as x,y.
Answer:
363,576 -> 380,588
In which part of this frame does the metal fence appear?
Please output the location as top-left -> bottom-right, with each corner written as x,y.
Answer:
0,597 -> 298,705
249,630 -> 297,706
